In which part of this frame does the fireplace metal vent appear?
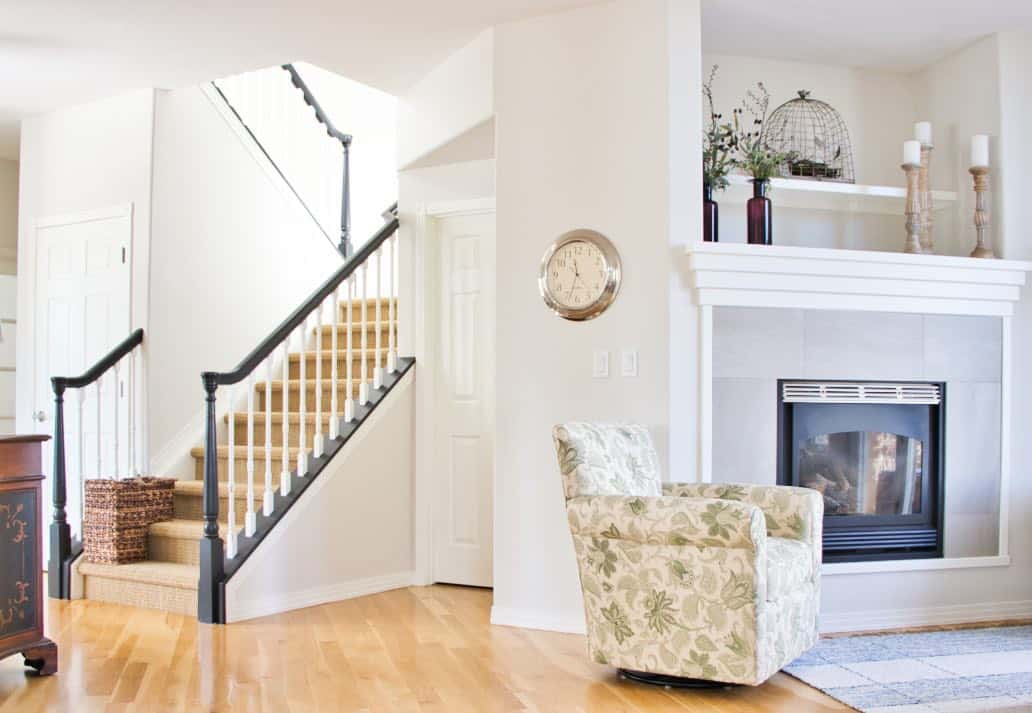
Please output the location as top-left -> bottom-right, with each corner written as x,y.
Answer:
782,381 -> 941,405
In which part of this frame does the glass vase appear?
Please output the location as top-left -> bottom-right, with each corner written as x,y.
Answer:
747,179 -> 773,245
703,183 -> 718,242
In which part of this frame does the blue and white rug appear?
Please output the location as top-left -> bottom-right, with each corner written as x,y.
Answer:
785,625 -> 1032,712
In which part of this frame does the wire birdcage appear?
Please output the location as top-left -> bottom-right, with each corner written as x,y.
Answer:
763,90 -> 855,183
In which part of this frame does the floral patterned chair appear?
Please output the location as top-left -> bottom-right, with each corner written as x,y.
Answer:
553,422 -> 822,687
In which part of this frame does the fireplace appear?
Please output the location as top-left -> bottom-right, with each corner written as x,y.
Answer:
777,380 -> 945,563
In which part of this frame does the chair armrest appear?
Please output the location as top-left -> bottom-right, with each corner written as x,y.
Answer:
662,483 -> 823,546
566,494 -> 766,551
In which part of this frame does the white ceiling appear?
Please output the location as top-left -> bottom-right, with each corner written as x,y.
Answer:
4,1 -> 1032,160
701,0 -> 1032,72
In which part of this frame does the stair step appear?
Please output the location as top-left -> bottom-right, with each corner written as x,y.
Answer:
226,411 -> 341,448
79,561 -> 197,616
148,519 -> 206,565
255,378 -> 369,411
173,479 -> 266,520
287,348 -> 389,380
338,298 -> 395,322
315,323 -> 396,350
190,445 -> 300,482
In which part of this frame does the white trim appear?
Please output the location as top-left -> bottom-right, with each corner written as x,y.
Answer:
820,598 -> 1032,634
699,304 -> 712,483
823,555 -> 1011,576
33,203 -> 133,230
999,315 -> 1012,558
490,605 -> 586,635
424,197 -> 496,218
228,571 -> 417,623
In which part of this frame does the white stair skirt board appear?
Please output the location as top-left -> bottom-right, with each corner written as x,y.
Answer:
224,370 -> 415,623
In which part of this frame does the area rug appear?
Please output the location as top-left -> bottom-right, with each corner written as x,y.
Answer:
785,625 -> 1032,712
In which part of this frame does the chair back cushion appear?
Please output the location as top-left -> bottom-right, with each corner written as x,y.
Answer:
552,422 -> 661,500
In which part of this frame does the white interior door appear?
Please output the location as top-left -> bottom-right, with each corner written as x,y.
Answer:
34,207 -> 132,541
433,210 -> 495,587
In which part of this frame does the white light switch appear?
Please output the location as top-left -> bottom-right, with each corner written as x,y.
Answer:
621,349 -> 638,377
592,350 -> 610,378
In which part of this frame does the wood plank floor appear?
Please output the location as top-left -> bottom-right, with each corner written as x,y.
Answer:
0,585 -> 847,712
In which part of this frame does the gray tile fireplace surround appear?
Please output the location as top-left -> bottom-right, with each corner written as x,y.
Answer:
713,307 -> 1002,558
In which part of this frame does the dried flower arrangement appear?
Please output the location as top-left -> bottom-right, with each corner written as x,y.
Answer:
702,65 -> 737,191
733,81 -> 795,183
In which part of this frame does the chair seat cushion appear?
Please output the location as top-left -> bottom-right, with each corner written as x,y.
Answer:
766,537 -> 814,601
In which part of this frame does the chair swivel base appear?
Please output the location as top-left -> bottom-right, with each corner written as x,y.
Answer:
618,668 -> 737,689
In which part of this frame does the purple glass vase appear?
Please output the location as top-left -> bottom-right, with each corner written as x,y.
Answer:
703,183 -> 718,242
747,179 -> 772,245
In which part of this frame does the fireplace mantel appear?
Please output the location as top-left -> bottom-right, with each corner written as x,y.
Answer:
686,243 -> 1032,576
686,242 -> 1032,317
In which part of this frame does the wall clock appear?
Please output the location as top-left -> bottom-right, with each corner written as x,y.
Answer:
538,229 -> 621,321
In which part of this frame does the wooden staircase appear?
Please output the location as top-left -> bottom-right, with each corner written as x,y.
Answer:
77,299 -> 396,616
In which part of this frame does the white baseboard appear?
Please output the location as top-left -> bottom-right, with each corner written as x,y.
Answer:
820,599 -> 1032,634
490,605 -> 586,635
228,571 -> 416,623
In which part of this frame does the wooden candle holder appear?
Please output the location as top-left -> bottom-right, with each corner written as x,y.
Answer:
969,166 -> 995,259
902,163 -> 923,254
919,144 -> 934,252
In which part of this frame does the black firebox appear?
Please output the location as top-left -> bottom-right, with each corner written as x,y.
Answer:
777,380 -> 945,563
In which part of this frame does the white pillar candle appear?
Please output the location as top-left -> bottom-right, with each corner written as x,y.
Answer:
915,121 -> 933,146
903,140 -> 922,166
971,134 -> 990,167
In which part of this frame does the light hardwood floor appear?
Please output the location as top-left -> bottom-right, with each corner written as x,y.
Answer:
0,585 -> 846,713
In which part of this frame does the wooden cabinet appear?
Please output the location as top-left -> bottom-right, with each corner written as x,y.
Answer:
0,435 -> 56,675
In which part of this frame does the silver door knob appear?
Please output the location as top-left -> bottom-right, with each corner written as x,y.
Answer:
33,410 -> 47,423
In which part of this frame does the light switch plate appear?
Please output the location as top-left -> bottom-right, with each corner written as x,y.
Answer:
621,349 -> 638,377
592,350 -> 610,378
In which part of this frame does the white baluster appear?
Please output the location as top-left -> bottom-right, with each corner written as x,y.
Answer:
388,234 -> 398,373
227,385 -> 237,558
330,285 -> 340,439
77,389 -> 86,539
264,356 -> 274,516
360,263 -> 370,405
245,371 -> 256,536
344,276 -> 355,422
314,301 -> 324,458
298,321 -> 309,475
280,340 -> 291,496
113,361 -> 120,479
96,376 -> 103,478
128,351 -> 135,476
373,250 -> 383,390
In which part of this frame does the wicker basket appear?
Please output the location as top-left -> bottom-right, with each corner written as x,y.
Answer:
83,477 -> 176,564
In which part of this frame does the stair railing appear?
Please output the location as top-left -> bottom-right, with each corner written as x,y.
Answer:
49,328 -> 145,599
198,206 -> 401,623
212,64 -> 353,256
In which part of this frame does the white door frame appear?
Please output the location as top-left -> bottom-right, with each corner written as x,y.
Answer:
412,197 -> 495,586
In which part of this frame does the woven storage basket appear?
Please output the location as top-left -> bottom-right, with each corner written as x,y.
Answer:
83,477 -> 176,564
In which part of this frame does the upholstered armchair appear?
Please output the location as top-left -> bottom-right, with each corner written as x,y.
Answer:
553,422 -> 823,686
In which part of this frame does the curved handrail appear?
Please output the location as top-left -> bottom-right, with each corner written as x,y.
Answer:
281,64 -> 352,147
52,329 -> 144,391
202,211 -> 398,388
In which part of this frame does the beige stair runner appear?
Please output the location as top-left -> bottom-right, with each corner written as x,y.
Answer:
78,298 -> 396,615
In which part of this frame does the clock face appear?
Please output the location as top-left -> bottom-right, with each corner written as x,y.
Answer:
539,230 -> 621,321
545,240 -> 607,310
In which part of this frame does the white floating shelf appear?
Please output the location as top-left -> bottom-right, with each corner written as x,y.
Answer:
721,174 -> 957,215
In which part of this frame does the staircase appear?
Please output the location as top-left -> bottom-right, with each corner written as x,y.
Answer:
76,299 -> 398,616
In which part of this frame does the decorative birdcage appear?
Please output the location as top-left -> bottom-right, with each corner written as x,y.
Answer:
763,90 -> 855,183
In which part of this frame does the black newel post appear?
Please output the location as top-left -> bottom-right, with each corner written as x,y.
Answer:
48,380 -> 70,599
197,374 -> 225,624
339,136 -> 353,258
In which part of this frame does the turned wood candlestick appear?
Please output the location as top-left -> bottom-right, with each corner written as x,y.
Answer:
902,163 -> 923,254
969,166 -> 995,258
919,144 -> 934,252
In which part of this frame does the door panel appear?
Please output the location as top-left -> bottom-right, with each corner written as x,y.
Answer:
433,212 -> 494,587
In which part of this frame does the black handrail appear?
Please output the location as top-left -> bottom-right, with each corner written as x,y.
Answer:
197,209 -> 398,623
282,64 -> 353,256
49,328 -> 145,599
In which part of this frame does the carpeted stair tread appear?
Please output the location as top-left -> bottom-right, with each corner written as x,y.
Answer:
79,561 -> 198,590
190,444 -> 301,459
224,412 -> 339,425
174,480 -> 269,499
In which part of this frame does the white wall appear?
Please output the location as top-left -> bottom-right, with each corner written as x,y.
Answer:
397,29 -> 494,170
16,90 -> 155,438
147,85 -> 343,477
491,0 -> 679,630
0,160 -> 18,274
226,372 -> 415,622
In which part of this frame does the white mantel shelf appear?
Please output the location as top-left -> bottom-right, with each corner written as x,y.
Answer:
687,242 -> 1032,317
724,174 -> 957,215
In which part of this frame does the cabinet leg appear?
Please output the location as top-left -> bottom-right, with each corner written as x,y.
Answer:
22,638 -> 58,676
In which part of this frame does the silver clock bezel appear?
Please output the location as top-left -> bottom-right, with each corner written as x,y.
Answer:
538,229 -> 622,322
